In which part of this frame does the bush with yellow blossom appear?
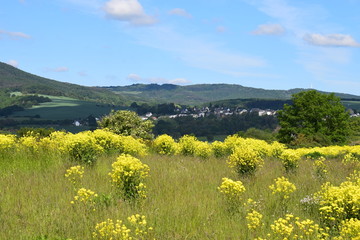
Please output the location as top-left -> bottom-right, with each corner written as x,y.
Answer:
269,214 -> 327,240
65,165 -> 84,189
334,218 -> 360,240
279,150 -> 301,173
315,175 -> 360,227
269,176 -> 296,200
227,146 -> 263,176
93,214 -> 153,240
71,188 -> 98,211
109,154 -> 150,200
152,134 -> 178,155
218,177 -> 246,212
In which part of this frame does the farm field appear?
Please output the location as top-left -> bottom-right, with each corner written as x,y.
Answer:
10,95 -> 124,120
1,131 -> 360,239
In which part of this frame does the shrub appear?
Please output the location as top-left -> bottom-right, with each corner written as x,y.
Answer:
315,176 -> 360,227
269,176 -> 296,200
218,177 -> 246,213
152,134 -> 178,155
279,150 -> 301,173
178,135 -> 198,156
109,154 -> 150,200
227,146 -> 263,176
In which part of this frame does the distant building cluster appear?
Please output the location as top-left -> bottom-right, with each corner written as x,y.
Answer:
140,107 -> 277,120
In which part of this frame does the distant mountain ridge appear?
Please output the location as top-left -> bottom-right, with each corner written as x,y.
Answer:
104,83 -> 360,105
1,61 -> 359,107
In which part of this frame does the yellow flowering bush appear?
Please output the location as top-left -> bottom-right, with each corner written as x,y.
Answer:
93,218 -> 131,240
127,214 -> 153,238
211,140 -> 228,158
218,177 -> 246,212
65,165 -> 84,189
178,135 -> 198,156
93,214 -> 153,240
315,178 -> 360,226
194,141 -> 213,159
0,134 -> 16,152
71,188 -> 98,211
109,154 -> 150,200
246,210 -> 263,230
279,150 -> 301,173
152,134 -> 178,155
313,157 -> 328,180
342,152 -> 359,164
269,141 -> 286,158
270,214 -> 325,240
18,135 -> 39,152
334,218 -> 360,240
59,132 -> 104,165
227,146 -> 263,176
269,176 -> 296,200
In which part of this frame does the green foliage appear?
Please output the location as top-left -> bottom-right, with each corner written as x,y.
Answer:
16,127 -> 56,138
277,90 -> 351,146
98,110 -> 154,140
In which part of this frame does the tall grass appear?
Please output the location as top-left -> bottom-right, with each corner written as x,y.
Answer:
0,150 -> 357,239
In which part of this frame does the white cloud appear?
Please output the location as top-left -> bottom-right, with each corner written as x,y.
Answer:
103,0 -> 157,26
127,73 -> 190,85
0,30 -> 31,39
304,33 -> 360,47
127,73 -> 142,81
251,23 -> 285,35
7,60 -> 19,68
168,8 -> 192,18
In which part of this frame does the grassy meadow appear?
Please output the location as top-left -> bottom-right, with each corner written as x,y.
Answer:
10,95 -> 124,120
1,131 -> 360,239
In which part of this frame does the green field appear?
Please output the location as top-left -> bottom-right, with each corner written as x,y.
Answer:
10,96 -> 125,120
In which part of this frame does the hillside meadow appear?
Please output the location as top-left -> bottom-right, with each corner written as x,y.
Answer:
1,131 -> 360,239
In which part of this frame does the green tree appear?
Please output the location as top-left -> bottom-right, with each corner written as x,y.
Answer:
98,110 -> 154,140
277,90 -> 350,146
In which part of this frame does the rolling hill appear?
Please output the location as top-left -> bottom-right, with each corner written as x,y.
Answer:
0,62 -> 125,105
104,83 -> 360,106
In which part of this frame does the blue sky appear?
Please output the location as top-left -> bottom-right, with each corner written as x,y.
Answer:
1,0 -> 360,95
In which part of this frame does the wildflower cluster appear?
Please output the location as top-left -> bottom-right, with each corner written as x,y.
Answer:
71,188 -> 98,211
152,134 -> 178,155
93,219 -> 131,240
280,150 -> 300,173
227,146 -> 263,176
246,210 -> 263,230
269,176 -> 296,200
313,157 -> 328,180
334,218 -> 360,239
127,214 -> 154,238
92,214 -> 153,240
0,134 -> 16,152
315,177 -> 360,226
109,154 -> 150,200
342,152 -> 359,165
59,132 -> 104,165
178,135 -> 198,156
270,214 -> 326,240
65,165 -> 84,188
218,177 -> 246,212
